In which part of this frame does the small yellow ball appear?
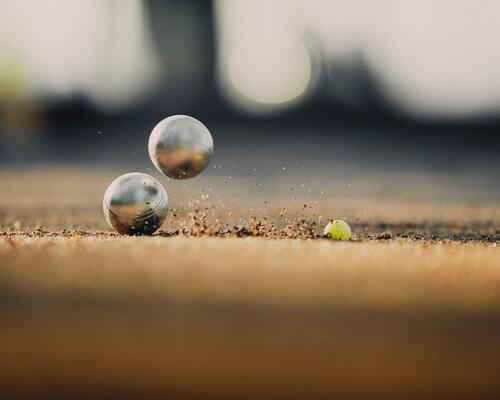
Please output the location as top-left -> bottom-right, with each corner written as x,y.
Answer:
324,220 -> 352,240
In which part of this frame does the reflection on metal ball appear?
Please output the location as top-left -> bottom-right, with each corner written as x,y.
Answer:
103,172 -> 169,235
148,115 -> 214,179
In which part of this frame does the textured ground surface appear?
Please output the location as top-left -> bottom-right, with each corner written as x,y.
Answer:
1,168 -> 499,399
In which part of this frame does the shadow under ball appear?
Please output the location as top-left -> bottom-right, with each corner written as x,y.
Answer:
103,172 -> 169,235
148,115 -> 214,179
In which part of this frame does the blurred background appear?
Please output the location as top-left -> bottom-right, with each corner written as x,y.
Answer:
0,0 -> 499,217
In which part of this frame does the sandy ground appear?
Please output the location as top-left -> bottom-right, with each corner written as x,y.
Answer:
0,168 -> 499,399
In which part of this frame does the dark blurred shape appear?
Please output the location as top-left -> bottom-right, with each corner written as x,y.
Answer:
324,52 -> 382,110
146,0 -> 217,111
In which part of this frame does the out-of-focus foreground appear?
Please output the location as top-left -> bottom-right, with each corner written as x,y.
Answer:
1,236 -> 500,399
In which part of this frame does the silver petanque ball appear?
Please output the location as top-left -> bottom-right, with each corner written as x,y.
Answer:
148,115 -> 214,179
103,172 -> 169,235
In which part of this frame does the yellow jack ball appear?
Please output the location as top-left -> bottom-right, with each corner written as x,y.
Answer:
324,220 -> 352,240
